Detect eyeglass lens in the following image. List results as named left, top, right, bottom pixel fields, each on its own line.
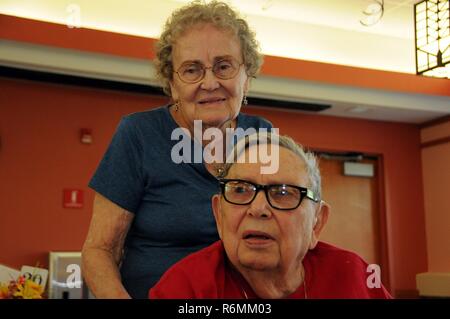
left=176, top=58, right=240, bottom=83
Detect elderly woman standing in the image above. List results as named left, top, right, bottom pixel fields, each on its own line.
left=81, top=1, right=272, bottom=299
left=149, top=134, right=392, bottom=299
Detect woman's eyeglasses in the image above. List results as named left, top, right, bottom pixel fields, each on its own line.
left=174, top=57, right=244, bottom=83
left=219, top=179, right=319, bottom=211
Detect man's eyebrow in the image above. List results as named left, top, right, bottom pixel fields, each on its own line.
left=228, top=176, right=256, bottom=183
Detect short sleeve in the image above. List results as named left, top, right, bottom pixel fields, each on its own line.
left=89, top=116, right=145, bottom=213
left=260, top=117, right=273, bottom=129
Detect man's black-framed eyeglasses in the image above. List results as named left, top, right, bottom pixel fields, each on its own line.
left=174, top=57, right=244, bottom=83
left=218, top=179, right=319, bottom=211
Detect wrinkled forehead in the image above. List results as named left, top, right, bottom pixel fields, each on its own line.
left=228, top=145, right=309, bottom=184
left=172, top=23, right=241, bottom=56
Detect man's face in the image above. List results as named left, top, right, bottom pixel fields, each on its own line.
left=213, top=146, right=323, bottom=274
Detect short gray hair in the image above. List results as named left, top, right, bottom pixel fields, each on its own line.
left=220, top=133, right=322, bottom=201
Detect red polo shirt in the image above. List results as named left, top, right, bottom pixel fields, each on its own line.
left=149, top=241, right=392, bottom=299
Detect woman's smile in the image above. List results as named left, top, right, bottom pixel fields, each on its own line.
left=197, top=97, right=227, bottom=107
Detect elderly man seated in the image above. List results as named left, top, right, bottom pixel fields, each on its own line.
left=149, top=134, right=391, bottom=299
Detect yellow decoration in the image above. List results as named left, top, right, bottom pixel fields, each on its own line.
left=0, top=275, right=45, bottom=299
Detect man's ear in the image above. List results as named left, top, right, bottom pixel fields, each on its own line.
left=309, top=201, right=330, bottom=250
left=212, top=194, right=223, bottom=240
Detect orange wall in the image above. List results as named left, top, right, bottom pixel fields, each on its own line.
left=1, top=14, right=450, bottom=97
left=0, top=78, right=168, bottom=268
left=420, top=121, right=450, bottom=272
left=0, top=77, right=427, bottom=296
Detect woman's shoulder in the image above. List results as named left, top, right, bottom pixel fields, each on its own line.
left=237, top=112, right=273, bottom=129
left=122, top=105, right=171, bottom=125
left=117, top=105, right=175, bottom=138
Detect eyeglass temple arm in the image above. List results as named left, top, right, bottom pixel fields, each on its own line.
left=306, top=189, right=320, bottom=202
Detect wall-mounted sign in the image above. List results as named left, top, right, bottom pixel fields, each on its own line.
left=343, top=162, right=374, bottom=178
left=63, top=189, right=83, bottom=208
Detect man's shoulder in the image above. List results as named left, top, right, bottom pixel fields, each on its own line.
left=175, top=240, right=225, bottom=270
left=304, top=242, right=391, bottom=298
left=149, top=241, right=225, bottom=298
left=156, top=240, right=224, bottom=281
left=307, top=241, right=369, bottom=270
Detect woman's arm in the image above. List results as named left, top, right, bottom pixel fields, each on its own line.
left=81, top=193, right=134, bottom=299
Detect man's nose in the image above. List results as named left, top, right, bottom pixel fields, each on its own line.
left=247, top=190, right=272, bottom=218
left=200, top=68, right=220, bottom=91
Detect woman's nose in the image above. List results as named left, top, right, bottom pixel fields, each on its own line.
left=200, top=68, right=220, bottom=91
left=247, top=190, right=272, bottom=218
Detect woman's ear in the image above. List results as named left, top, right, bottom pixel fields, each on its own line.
left=169, top=81, right=179, bottom=102
left=309, top=201, right=330, bottom=250
left=212, top=194, right=223, bottom=240
left=243, top=76, right=250, bottom=97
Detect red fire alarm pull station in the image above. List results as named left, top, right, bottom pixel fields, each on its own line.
left=80, top=129, right=93, bottom=144
left=63, top=189, right=83, bottom=208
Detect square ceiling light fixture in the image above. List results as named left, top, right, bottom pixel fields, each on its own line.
left=415, top=0, right=450, bottom=78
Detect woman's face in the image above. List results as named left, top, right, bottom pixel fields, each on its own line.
left=212, top=147, right=320, bottom=274
left=170, top=23, right=249, bottom=129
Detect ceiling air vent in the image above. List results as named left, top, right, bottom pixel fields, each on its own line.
left=247, top=96, right=330, bottom=112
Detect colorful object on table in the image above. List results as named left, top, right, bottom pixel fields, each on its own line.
left=0, top=275, right=45, bottom=299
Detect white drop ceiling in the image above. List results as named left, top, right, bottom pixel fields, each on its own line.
left=0, top=0, right=421, bottom=72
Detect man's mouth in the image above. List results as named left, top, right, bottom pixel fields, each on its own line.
left=242, top=230, right=275, bottom=242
